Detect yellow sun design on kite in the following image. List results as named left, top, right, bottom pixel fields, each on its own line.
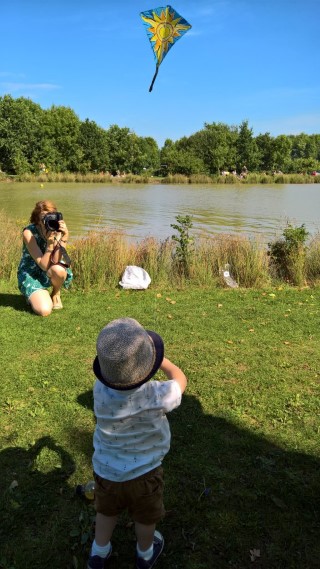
left=141, top=7, right=191, bottom=64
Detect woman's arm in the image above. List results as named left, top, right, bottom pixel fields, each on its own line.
left=160, top=357, right=187, bottom=393
left=50, top=220, right=70, bottom=265
left=23, top=229, right=55, bottom=271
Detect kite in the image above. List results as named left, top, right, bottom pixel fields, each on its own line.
left=140, top=5, right=192, bottom=92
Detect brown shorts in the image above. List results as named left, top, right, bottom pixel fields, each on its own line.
left=93, top=466, right=165, bottom=525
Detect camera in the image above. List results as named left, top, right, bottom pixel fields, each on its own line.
left=43, top=212, right=63, bottom=232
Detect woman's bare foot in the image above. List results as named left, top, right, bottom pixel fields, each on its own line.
left=51, top=294, right=63, bottom=309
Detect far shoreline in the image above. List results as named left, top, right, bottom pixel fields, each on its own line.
left=1, top=171, right=320, bottom=185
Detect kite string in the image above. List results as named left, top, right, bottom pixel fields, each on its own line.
left=149, top=65, right=159, bottom=92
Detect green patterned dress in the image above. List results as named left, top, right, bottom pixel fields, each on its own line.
left=17, top=224, right=73, bottom=299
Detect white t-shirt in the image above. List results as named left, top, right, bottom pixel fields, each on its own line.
left=92, top=379, right=182, bottom=482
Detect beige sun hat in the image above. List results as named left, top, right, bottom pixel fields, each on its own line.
left=93, top=317, right=164, bottom=390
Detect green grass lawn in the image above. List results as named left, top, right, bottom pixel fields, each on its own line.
left=0, top=284, right=319, bottom=569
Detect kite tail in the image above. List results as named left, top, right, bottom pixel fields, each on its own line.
left=149, top=65, right=159, bottom=92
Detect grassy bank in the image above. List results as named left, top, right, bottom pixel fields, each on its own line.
left=1, top=171, right=320, bottom=185
left=0, top=285, right=319, bottom=569
left=2, top=210, right=320, bottom=290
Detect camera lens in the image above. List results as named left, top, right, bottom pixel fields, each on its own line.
left=48, top=220, right=60, bottom=231
left=44, top=215, right=60, bottom=232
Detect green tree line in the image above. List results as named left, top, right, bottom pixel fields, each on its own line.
left=0, top=95, right=159, bottom=175
left=0, top=94, right=319, bottom=176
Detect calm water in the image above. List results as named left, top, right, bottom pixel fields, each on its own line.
left=1, top=182, right=319, bottom=244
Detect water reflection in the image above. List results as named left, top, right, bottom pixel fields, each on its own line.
left=0, top=182, right=319, bottom=243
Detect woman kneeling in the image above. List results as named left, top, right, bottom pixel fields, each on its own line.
left=17, top=200, right=73, bottom=316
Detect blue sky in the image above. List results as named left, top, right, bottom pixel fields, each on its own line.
left=1, top=0, right=319, bottom=147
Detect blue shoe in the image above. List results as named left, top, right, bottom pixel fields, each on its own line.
left=136, top=531, right=164, bottom=569
left=87, top=546, right=112, bottom=569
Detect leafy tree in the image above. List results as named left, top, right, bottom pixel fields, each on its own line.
left=304, top=135, right=319, bottom=159
left=135, top=136, right=160, bottom=174
left=162, top=138, right=174, bottom=149
left=290, top=133, right=320, bottom=164
left=290, top=133, right=310, bottom=160
left=292, top=157, right=320, bottom=173
left=104, top=127, right=159, bottom=175
left=44, top=105, right=83, bottom=171
left=273, top=135, right=292, bottom=172
left=310, top=134, right=320, bottom=160
left=187, top=122, right=237, bottom=174
left=105, top=125, right=133, bottom=174
left=236, top=120, right=260, bottom=172
left=0, top=95, right=45, bottom=174
left=256, top=132, right=276, bottom=172
left=1, top=95, right=320, bottom=176
left=78, top=119, right=109, bottom=173
left=160, top=143, right=206, bottom=176
left=268, top=224, right=309, bottom=285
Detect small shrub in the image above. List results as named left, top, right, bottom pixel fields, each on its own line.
left=260, top=174, right=272, bottom=184
left=210, top=175, right=222, bottom=183
left=17, top=172, right=33, bottom=182
left=273, top=174, right=286, bottom=184
left=189, top=174, right=213, bottom=184
left=163, top=174, right=189, bottom=184
left=246, top=173, right=260, bottom=184
left=268, top=223, right=309, bottom=286
left=288, top=173, right=309, bottom=184
left=171, top=215, right=194, bottom=278
left=121, top=174, right=151, bottom=184
left=224, top=174, right=240, bottom=184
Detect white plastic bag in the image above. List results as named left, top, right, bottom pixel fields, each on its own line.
left=220, top=263, right=239, bottom=288
left=119, top=266, right=151, bottom=290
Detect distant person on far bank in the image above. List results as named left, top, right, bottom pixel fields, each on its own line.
left=17, top=200, right=73, bottom=316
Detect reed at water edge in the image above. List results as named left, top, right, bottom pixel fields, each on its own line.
left=3, top=171, right=320, bottom=185
left=1, top=210, right=320, bottom=290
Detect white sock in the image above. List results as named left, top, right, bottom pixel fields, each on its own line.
left=91, top=540, right=111, bottom=558
left=137, top=542, right=154, bottom=561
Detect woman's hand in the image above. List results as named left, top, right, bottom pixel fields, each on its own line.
left=45, top=229, right=56, bottom=246
left=58, top=220, right=69, bottom=240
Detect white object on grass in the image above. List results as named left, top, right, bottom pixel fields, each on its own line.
left=119, top=266, right=151, bottom=290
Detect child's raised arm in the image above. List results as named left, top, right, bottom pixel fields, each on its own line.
left=160, top=357, right=187, bottom=393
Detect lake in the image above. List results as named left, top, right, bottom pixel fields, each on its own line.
left=1, top=182, right=319, bottom=244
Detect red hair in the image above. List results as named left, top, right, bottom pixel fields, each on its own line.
left=30, top=200, right=57, bottom=224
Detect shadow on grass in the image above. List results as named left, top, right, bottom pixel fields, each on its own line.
left=163, top=394, right=320, bottom=569
left=0, top=293, right=29, bottom=312
left=2, top=394, right=319, bottom=569
left=77, top=389, right=94, bottom=411
left=0, top=436, right=76, bottom=569
left=73, top=390, right=320, bottom=569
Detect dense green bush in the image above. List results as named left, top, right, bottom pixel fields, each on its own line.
left=268, top=224, right=309, bottom=286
